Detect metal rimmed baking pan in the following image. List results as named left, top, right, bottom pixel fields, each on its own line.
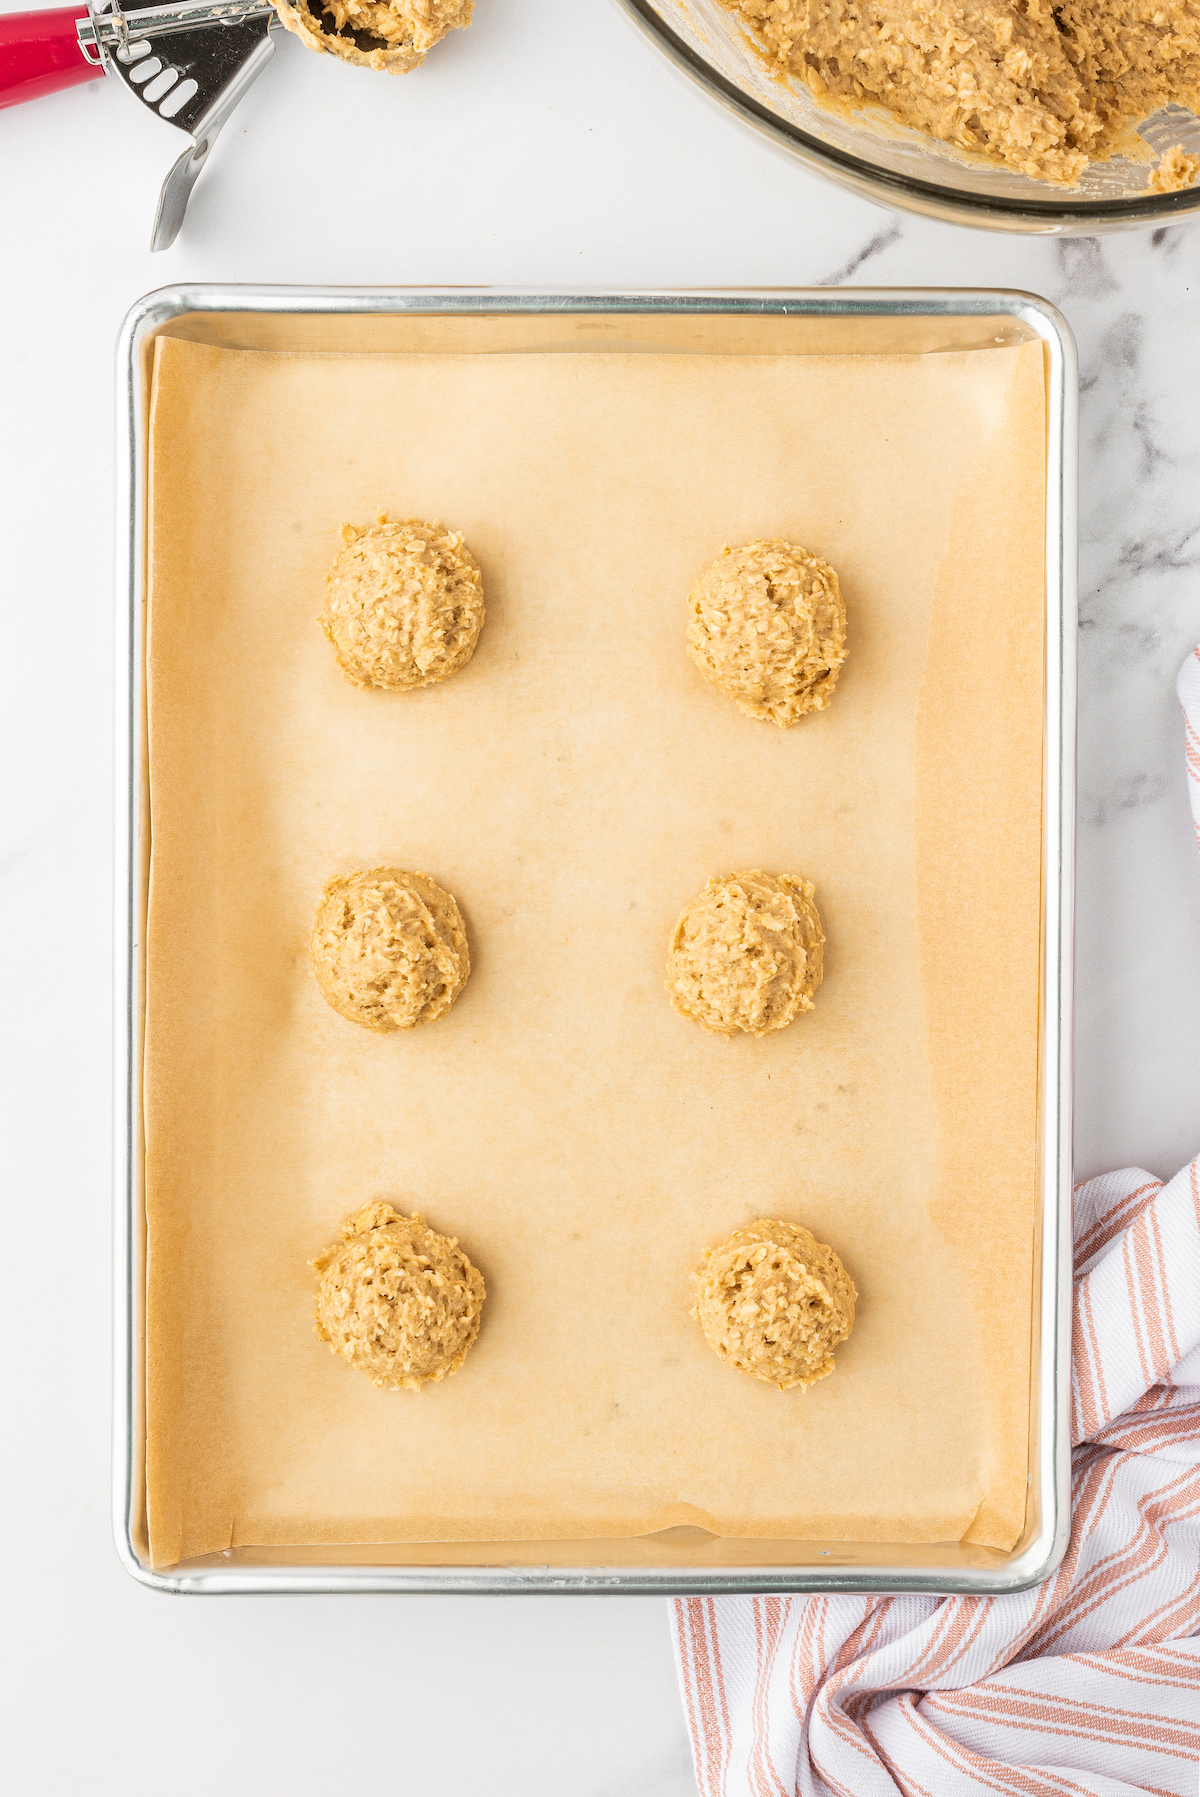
left=115, top=285, right=1076, bottom=1595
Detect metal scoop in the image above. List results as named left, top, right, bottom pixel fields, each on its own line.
left=1, top=0, right=279, bottom=248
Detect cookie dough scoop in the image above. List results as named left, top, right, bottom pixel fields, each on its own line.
left=311, top=867, right=470, bottom=1032
left=667, top=870, right=824, bottom=1037
left=320, top=515, right=484, bottom=690
left=274, top=0, right=472, bottom=73
left=313, top=1201, right=485, bottom=1390
left=694, top=1218, right=855, bottom=1390
left=687, top=539, right=846, bottom=726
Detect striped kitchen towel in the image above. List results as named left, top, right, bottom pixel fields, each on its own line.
left=672, top=651, right=1200, bottom=1797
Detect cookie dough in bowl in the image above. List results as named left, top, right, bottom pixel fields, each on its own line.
left=717, top=0, right=1200, bottom=189
left=687, top=540, right=846, bottom=726
left=313, top=1202, right=486, bottom=1390
left=1149, top=145, right=1200, bottom=193
left=667, top=871, right=824, bottom=1038
left=311, top=868, right=470, bottom=1032
left=274, top=0, right=471, bottom=73
left=319, top=516, right=484, bottom=689
left=694, top=1218, right=856, bottom=1391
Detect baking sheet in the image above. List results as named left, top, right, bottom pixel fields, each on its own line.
left=143, top=332, right=1046, bottom=1570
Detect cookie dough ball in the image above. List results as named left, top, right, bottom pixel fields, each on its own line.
left=695, top=1219, right=855, bottom=1391
left=320, top=516, right=484, bottom=690
left=311, top=868, right=470, bottom=1033
left=274, top=0, right=471, bottom=73
left=687, top=540, right=846, bottom=726
left=313, top=1202, right=485, bottom=1390
left=667, top=871, right=824, bottom=1038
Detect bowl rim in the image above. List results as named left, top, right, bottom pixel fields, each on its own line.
left=616, top=0, right=1200, bottom=232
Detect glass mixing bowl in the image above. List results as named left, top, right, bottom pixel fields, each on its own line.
left=617, top=0, right=1200, bottom=233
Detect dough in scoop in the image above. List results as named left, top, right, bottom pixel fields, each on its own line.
left=313, top=1201, right=485, bottom=1390
left=320, top=516, right=484, bottom=690
left=687, top=539, right=846, bottom=726
left=667, top=871, right=824, bottom=1037
left=273, top=0, right=471, bottom=73
left=311, top=867, right=470, bottom=1032
left=695, top=1218, right=855, bottom=1391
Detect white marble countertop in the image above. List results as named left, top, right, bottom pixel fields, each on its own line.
left=3, top=3, right=1199, bottom=1790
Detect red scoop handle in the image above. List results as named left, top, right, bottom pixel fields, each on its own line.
left=0, top=7, right=103, bottom=108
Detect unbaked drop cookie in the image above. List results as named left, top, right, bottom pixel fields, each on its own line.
left=313, top=1202, right=485, bottom=1391
left=311, top=867, right=470, bottom=1032
left=319, top=515, right=484, bottom=690
left=667, top=871, right=824, bottom=1038
left=687, top=539, right=846, bottom=726
left=694, top=1218, right=855, bottom=1391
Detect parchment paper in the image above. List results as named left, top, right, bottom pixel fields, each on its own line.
left=143, top=332, right=1046, bottom=1569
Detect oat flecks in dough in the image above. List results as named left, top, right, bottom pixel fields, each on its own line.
left=667, top=871, right=824, bottom=1038
left=311, top=867, right=470, bottom=1033
left=719, top=0, right=1200, bottom=188
left=273, top=0, right=470, bottom=72
left=687, top=540, right=846, bottom=727
left=320, top=515, right=484, bottom=690
left=313, top=1202, right=486, bottom=1390
left=1149, top=144, right=1200, bottom=192
left=695, top=1218, right=856, bottom=1391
